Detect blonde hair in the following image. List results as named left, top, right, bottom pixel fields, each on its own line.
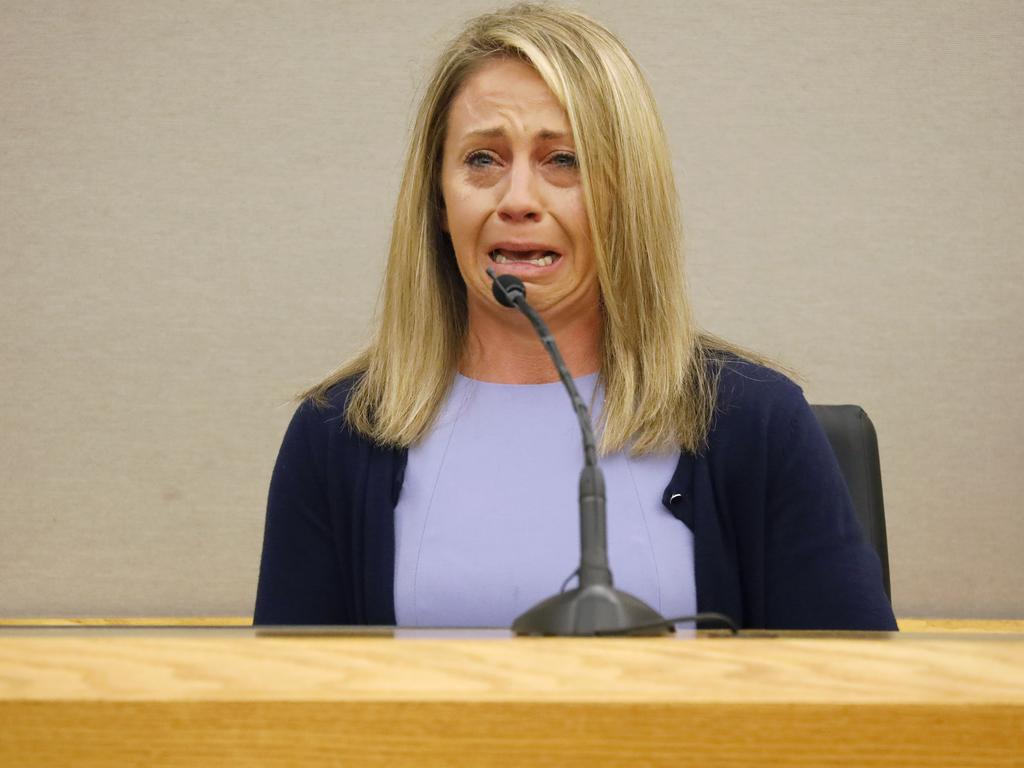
left=305, top=2, right=779, bottom=455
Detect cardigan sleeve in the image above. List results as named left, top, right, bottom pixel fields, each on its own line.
left=253, top=402, right=348, bottom=625
left=762, top=391, right=898, bottom=630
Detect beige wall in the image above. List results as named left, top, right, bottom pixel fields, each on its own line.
left=1, top=0, right=1021, bottom=618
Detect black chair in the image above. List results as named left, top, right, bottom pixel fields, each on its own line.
left=810, top=405, right=892, bottom=600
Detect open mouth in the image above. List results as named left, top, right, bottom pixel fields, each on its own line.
left=488, top=248, right=562, bottom=268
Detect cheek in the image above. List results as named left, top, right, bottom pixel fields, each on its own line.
left=559, top=190, right=591, bottom=246
left=444, top=184, right=491, bottom=239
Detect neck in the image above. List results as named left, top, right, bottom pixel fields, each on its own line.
left=459, top=302, right=602, bottom=384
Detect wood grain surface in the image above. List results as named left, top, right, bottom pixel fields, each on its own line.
left=3, top=616, right=1023, bottom=632
left=2, top=634, right=1023, bottom=703
left=1, top=630, right=1022, bottom=766
left=2, top=700, right=1020, bottom=767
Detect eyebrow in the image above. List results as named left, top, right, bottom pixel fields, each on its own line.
left=463, top=126, right=569, bottom=141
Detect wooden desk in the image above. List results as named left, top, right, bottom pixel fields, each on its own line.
left=5, top=616, right=1024, bottom=632
left=1, top=626, right=1021, bottom=767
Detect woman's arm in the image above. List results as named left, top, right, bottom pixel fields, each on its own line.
left=253, top=402, right=348, bottom=625
left=763, top=393, right=898, bottom=630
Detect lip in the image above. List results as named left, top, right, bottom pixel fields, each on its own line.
left=488, top=241, right=562, bottom=254
left=485, top=244, right=564, bottom=275
left=485, top=241, right=565, bottom=275
left=486, top=255, right=564, bottom=276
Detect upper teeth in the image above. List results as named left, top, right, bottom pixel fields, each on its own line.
left=491, top=250, right=558, bottom=267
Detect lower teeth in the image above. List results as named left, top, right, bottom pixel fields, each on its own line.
left=491, top=252, right=557, bottom=266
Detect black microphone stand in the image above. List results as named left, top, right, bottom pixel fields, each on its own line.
left=487, top=268, right=671, bottom=636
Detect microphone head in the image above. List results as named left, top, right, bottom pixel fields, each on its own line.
left=487, top=270, right=526, bottom=308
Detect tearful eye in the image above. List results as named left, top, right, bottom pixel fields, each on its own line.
left=466, top=151, right=497, bottom=168
left=550, top=152, right=578, bottom=169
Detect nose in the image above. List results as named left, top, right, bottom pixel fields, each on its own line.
left=497, top=159, right=542, bottom=223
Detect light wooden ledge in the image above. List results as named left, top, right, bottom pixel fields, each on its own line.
left=2, top=617, right=1023, bottom=632
left=898, top=618, right=1024, bottom=633
left=0, top=616, right=252, bottom=626
left=1, top=629, right=1022, bottom=767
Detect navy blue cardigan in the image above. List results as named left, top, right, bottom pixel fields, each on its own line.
left=254, top=361, right=897, bottom=630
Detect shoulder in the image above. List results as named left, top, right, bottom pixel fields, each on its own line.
left=702, top=355, right=834, bottom=499
left=284, top=376, right=364, bottom=452
left=304, top=376, right=360, bottom=418
left=709, top=357, right=806, bottom=441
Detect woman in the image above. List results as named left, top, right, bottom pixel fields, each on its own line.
left=254, top=3, right=896, bottom=631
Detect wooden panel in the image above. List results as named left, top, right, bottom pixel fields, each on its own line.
left=2, top=700, right=1021, bottom=767
left=1, top=631, right=1022, bottom=765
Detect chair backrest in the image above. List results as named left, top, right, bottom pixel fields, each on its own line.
left=810, top=404, right=892, bottom=600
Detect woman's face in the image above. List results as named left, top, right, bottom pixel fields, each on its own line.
left=440, top=57, right=599, bottom=321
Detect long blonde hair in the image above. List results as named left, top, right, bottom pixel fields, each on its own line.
left=305, top=2, right=777, bottom=455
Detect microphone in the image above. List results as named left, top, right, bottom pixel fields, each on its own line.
left=490, top=273, right=524, bottom=308
left=486, top=267, right=671, bottom=636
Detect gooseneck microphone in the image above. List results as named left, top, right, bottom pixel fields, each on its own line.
left=487, top=268, right=671, bottom=636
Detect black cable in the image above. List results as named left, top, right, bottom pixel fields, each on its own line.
left=559, top=568, right=580, bottom=593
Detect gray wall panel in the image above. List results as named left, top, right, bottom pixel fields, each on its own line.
left=1, top=0, right=1021, bottom=618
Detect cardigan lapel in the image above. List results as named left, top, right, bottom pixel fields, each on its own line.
left=664, top=451, right=745, bottom=627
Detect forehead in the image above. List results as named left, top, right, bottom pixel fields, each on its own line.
left=447, top=57, right=569, bottom=135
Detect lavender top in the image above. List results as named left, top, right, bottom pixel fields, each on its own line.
left=394, top=373, right=695, bottom=627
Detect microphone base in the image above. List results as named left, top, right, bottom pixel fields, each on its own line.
left=511, top=584, right=671, bottom=636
